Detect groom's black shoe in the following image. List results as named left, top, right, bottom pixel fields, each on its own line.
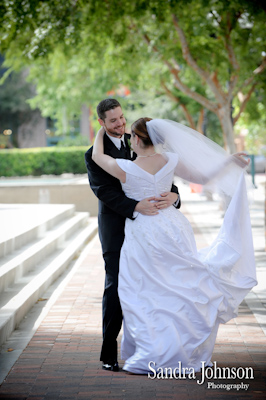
left=102, top=361, right=120, bottom=372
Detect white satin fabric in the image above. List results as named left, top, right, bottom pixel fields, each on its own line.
left=116, top=153, right=257, bottom=374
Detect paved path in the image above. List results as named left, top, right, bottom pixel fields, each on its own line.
left=0, top=176, right=265, bottom=399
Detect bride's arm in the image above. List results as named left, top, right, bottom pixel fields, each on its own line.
left=92, top=128, right=126, bottom=182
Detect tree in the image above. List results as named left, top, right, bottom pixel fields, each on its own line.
left=235, top=82, right=266, bottom=153
left=0, top=0, right=265, bottom=152
left=0, top=58, right=34, bottom=146
left=26, top=47, right=122, bottom=134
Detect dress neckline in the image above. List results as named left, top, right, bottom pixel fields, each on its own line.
left=132, top=156, right=170, bottom=177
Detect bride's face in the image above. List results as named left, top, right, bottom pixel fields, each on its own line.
left=130, top=131, right=138, bottom=152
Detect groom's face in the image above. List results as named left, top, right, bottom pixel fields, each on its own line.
left=99, top=107, right=126, bottom=138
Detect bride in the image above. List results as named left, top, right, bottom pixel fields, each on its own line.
left=92, top=117, right=257, bottom=374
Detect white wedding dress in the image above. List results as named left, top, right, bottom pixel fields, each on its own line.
left=116, top=153, right=257, bottom=374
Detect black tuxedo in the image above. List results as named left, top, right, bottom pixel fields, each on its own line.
left=86, top=133, right=137, bottom=253
left=85, top=132, right=180, bottom=363
left=85, top=133, right=137, bottom=363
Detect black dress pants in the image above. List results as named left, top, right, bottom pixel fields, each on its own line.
left=100, top=251, right=123, bottom=363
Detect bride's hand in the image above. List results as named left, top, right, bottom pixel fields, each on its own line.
left=232, top=152, right=250, bottom=168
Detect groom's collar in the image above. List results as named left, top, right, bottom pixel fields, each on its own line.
left=105, top=131, right=125, bottom=150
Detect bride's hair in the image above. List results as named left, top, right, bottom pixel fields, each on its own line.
left=131, top=117, right=153, bottom=147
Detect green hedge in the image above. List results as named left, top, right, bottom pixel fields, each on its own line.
left=0, top=146, right=90, bottom=177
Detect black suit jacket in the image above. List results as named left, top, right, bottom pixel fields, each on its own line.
left=85, top=133, right=138, bottom=253
left=85, top=132, right=180, bottom=254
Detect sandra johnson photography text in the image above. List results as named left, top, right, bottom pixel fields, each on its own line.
left=148, top=361, right=254, bottom=386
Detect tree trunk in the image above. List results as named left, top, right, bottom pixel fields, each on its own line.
left=217, top=106, right=236, bottom=153
left=196, top=108, right=204, bottom=134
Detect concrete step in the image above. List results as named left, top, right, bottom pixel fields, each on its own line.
left=0, top=212, right=89, bottom=293
left=0, top=204, right=76, bottom=258
left=0, top=217, right=98, bottom=346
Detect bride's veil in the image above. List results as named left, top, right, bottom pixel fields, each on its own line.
left=146, top=119, right=253, bottom=202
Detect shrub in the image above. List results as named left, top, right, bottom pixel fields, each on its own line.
left=0, top=146, right=90, bottom=177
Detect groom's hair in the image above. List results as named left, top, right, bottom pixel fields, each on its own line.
left=97, top=98, right=121, bottom=121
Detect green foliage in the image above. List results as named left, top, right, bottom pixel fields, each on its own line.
left=204, top=110, right=224, bottom=146
left=56, top=135, right=89, bottom=147
left=25, top=44, right=122, bottom=133
left=0, top=0, right=265, bottom=150
left=0, top=146, right=89, bottom=177
left=124, top=90, right=184, bottom=124
left=244, top=122, right=266, bottom=154
left=235, top=82, right=266, bottom=153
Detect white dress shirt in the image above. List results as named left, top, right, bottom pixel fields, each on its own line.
left=106, top=132, right=125, bottom=150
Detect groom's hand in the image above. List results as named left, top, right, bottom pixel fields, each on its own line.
left=155, top=192, right=179, bottom=209
left=135, top=197, right=159, bottom=215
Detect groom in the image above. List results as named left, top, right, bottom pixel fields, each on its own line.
left=85, top=98, right=180, bottom=371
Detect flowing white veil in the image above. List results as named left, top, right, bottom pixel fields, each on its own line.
left=146, top=119, right=252, bottom=201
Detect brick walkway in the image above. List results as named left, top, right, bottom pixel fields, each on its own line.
left=1, top=180, right=266, bottom=400
left=0, top=232, right=265, bottom=400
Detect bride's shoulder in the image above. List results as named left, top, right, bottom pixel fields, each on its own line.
left=116, top=158, right=133, bottom=172
left=164, top=152, right=179, bottom=164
